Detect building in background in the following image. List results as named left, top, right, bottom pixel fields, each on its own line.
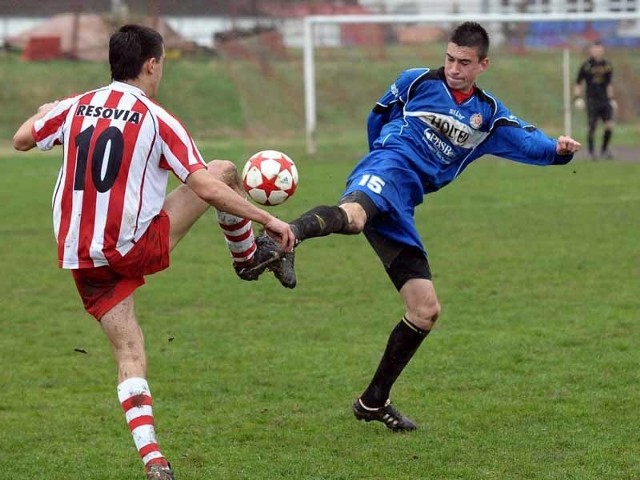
left=1, top=0, right=638, bottom=53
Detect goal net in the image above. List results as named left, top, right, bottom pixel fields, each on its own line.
left=302, top=11, right=640, bottom=154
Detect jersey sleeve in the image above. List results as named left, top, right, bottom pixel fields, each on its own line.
left=604, top=61, right=613, bottom=84
left=32, top=96, right=79, bottom=151
left=575, top=62, right=587, bottom=84
left=156, top=111, right=207, bottom=182
left=479, top=103, right=572, bottom=166
left=367, top=68, right=429, bottom=150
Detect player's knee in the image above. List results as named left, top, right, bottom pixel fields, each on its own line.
left=206, top=159, right=239, bottom=186
left=340, top=204, right=367, bottom=234
left=346, top=214, right=366, bottom=234
left=408, top=299, right=440, bottom=330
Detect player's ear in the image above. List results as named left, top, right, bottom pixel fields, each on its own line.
left=144, top=56, right=158, bottom=75
left=148, top=57, right=157, bottom=73
left=478, top=56, right=489, bottom=73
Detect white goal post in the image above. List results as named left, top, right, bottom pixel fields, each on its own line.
left=303, top=11, right=640, bottom=154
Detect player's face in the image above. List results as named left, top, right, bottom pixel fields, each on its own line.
left=589, top=44, right=604, bottom=60
left=444, top=43, right=489, bottom=93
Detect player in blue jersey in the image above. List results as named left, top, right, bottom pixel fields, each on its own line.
left=286, top=22, right=581, bottom=432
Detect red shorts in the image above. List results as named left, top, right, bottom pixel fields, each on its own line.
left=72, top=211, right=171, bottom=321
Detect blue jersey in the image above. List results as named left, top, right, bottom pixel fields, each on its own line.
left=343, top=66, right=573, bottom=253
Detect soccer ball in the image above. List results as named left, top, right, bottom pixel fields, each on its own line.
left=241, top=150, right=299, bottom=206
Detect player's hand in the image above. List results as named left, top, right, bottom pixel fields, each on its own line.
left=37, top=100, right=59, bottom=114
left=556, top=135, right=581, bottom=155
left=609, top=99, right=618, bottom=111
left=263, top=217, right=295, bottom=252
left=573, top=97, right=585, bottom=110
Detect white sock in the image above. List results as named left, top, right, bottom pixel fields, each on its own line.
left=216, top=210, right=256, bottom=267
left=117, top=377, right=168, bottom=469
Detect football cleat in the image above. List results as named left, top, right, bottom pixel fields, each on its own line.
left=234, top=235, right=283, bottom=281
left=352, top=398, right=417, bottom=432
left=146, top=463, right=175, bottom=480
left=259, top=232, right=297, bottom=289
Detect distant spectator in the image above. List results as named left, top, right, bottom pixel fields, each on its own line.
left=574, top=41, right=616, bottom=160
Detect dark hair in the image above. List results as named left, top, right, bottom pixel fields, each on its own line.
left=449, top=22, right=490, bottom=60
left=109, top=24, right=164, bottom=81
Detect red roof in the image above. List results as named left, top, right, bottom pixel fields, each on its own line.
left=259, top=2, right=372, bottom=18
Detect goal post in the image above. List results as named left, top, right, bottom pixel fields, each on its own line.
left=303, top=11, right=640, bottom=155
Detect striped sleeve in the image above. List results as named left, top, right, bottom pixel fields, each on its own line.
left=32, top=95, right=80, bottom=151
left=155, top=107, right=206, bottom=182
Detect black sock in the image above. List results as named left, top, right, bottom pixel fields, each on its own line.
left=587, top=133, right=595, bottom=155
left=360, top=316, right=429, bottom=408
left=290, top=205, right=348, bottom=242
left=602, top=129, right=612, bottom=153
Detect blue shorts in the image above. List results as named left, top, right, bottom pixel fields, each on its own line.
left=342, top=149, right=426, bottom=255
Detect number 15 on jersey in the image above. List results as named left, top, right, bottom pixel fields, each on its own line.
left=358, top=174, right=386, bottom=194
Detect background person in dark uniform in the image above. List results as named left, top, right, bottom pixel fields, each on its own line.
left=573, top=41, right=617, bottom=160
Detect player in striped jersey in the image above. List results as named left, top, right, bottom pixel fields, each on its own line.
left=288, top=22, right=581, bottom=432
left=13, top=24, right=295, bottom=480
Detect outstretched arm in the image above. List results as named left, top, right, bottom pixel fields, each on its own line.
left=186, top=169, right=295, bottom=251
left=556, top=135, right=581, bottom=156
left=481, top=122, right=581, bottom=166
left=13, top=101, right=59, bottom=151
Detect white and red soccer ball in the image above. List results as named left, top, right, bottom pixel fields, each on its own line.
left=241, top=150, right=299, bottom=206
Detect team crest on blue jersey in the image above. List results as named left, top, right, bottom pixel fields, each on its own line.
left=470, top=113, right=483, bottom=129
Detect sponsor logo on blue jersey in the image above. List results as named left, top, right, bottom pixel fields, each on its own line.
left=423, top=129, right=455, bottom=160
left=470, top=113, right=483, bottom=129
left=418, top=112, right=472, bottom=145
left=449, top=109, right=465, bottom=121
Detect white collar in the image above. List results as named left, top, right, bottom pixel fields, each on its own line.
left=110, top=81, right=147, bottom=96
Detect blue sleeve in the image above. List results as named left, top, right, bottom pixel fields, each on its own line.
left=367, top=68, right=428, bottom=150
left=479, top=103, right=573, bottom=166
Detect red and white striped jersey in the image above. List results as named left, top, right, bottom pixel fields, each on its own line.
left=32, top=81, right=206, bottom=269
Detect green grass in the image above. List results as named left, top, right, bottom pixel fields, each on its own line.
left=1, top=148, right=639, bottom=479
left=1, top=49, right=639, bottom=479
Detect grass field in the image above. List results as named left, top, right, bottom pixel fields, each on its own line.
left=1, top=49, right=639, bottom=479
left=1, top=149, right=639, bottom=479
